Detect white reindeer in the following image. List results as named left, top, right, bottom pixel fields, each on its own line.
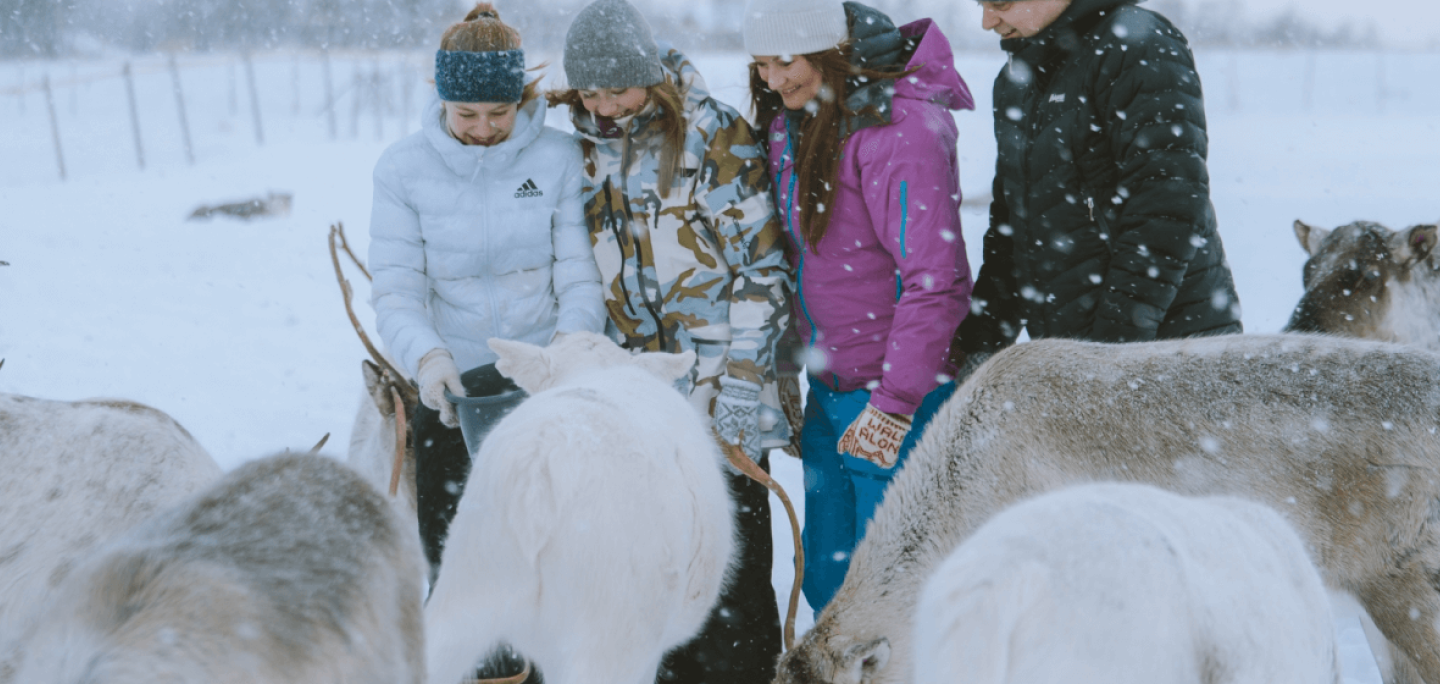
left=329, top=222, right=424, bottom=552
left=0, top=393, right=222, bottom=681
left=774, top=334, right=1440, bottom=684
left=424, top=331, right=736, bottom=684
left=913, top=483, right=1340, bottom=684
left=347, top=359, right=421, bottom=553
left=326, top=222, right=425, bottom=577
left=9, top=453, right=425, bottom=684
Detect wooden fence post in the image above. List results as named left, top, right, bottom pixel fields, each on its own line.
left=292, top=52, right=301, bottom=116
left=351, top=67, right=363, bottom=139
left=228, top=60, right=238, bottom=115
left=1301, top=52, right=1315, bottom=111
left=243, top=51, right=265, bottom=146
left=401, top=61, right=414, bottom=135
left=42, top=74, right=65, bottom=181
left=1226, top=51, right=1240, bottom=113
left=372, top=61, right=384, bottom=141
left=322, top=49, right=337, bottom=140
left=168, top=53, right=195, bottom=165
left=122, top=61, right=146, bottom=170
left=1376, top=52, right=1387, bottom=115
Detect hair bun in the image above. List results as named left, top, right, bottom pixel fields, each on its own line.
left=464, top=2, right=501, bottom=22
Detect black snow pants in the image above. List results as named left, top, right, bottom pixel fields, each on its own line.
left=657, top=455, right=783, bottom=684
left=415, top=363, right=539, bottom=683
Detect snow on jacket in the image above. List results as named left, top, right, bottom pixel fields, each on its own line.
left=957, top=0, right=1241, bottom=354
left=369, top=95, right=605, bottom=378
left=570, top=46, right=792, bottom=421
left=767, top=6, right=975, bottom=416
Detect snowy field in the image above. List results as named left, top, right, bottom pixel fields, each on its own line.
left=4, top=47, right=1440, bottom=680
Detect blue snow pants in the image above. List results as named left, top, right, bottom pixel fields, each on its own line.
left=800, top=379, right=957, bottom=613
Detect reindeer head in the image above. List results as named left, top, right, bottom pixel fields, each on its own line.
left=774, top=633, right=892, bottom=684
left=1287, top=219, right=1440, bottom=349
left=489, top=332, right=695, bottom=394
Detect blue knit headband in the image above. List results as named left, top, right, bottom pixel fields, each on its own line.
left=435, top=49, right=526, bottom=103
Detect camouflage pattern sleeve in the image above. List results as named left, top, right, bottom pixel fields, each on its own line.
left=696, top=109, right=793, bottom=386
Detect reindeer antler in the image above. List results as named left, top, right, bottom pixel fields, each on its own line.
left=388, top=385, right=408, bottom=497
left=328, top=223, right=417, bottom=407
left=333, top=222, right=371, bottom=281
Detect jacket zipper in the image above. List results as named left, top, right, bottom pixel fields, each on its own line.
left=617, top=123, right=668, bottom=350
left=777, top=118, right=819, bottom=352
left=479, top=161, right=504, bottom=333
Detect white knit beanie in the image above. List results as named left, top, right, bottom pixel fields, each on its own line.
left=742, top=0, right=848, bottom=56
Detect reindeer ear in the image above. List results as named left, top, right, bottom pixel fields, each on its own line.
left=837, top=638, right=891, bottom=684
left=1294, top=220, right=1331, bottom=256
left=490, top=338, right=552, bottom=393
left=633, top=349, right=697, bottom=383
left=361, top=360, right=395, bottom=415
left=1392, top=224, right=1440, bottom=268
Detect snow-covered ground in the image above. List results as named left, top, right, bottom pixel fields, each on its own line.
left=4, top=47, right=1439, bottom=680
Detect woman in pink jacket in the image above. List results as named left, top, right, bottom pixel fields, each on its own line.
left=744, top=0, right=974, bottom=612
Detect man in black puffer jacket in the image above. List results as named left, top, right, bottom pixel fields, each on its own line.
left=957, top=0, right=1241, bottom=359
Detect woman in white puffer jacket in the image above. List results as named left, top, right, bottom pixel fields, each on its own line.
left=368, top=3, right=603, bottom=591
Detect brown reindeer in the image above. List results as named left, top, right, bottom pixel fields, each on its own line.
left=10, top=454, right=425, bottom=684
left=0, top=393, right=222, bottom=682
left=1288, top=219, right=1440, bottom=348
left=774, top=334, right=1440, bottom=684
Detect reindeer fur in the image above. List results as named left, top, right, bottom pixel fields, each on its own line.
left=913, top=483, right=1340, bottom=684
left=1289, top=219, right=1440, bottom=349
left=424, top=332, right=736, bottom=684
left=346, top=360, right=421, bottom=568
left=0, top=393, right=222, bottom=682
left=9, top=454, right=425, bottom=684
left=776, top=334, right=1440, bottom=684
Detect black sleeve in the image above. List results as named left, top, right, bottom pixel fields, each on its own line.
left=1089, top=12, right=1212, bottom=342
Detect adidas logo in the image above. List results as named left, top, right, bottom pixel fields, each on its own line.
left=514, top=179, right=543, bottom=199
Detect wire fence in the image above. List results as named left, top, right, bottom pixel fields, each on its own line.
left=3, top=48, right=1439, bottom=185
left=2, top=49, right=442, bottom=184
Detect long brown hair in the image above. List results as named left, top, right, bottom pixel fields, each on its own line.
left=441, top=3, right=543, bottom=107
left=546, top=75, right=688, bottom=199
left=750, top=45, right=911, bottom=250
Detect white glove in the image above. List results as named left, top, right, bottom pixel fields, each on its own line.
left=713, top=375, right=763, bottom=463
left=838, top=404, right=913, bottom=469
left=417, top=348, right=464, bottom=428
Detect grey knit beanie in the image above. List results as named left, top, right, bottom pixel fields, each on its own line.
left=742, top=0, right=848, bottom=56
left=563, top=0, right=664, bottom=90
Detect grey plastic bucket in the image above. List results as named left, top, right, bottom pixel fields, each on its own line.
left=446, top=387, right=527, bottom=456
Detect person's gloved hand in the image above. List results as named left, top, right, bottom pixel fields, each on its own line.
left=417, top=348, right=465, bottom=428
left=777, top=374, right=804, bottom=458
left=838, top=404, right=913, bottom=468
left=713, top=375, right=763, bottom=463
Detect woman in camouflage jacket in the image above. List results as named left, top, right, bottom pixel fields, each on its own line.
left=549, top=0, right=794, bottom=681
